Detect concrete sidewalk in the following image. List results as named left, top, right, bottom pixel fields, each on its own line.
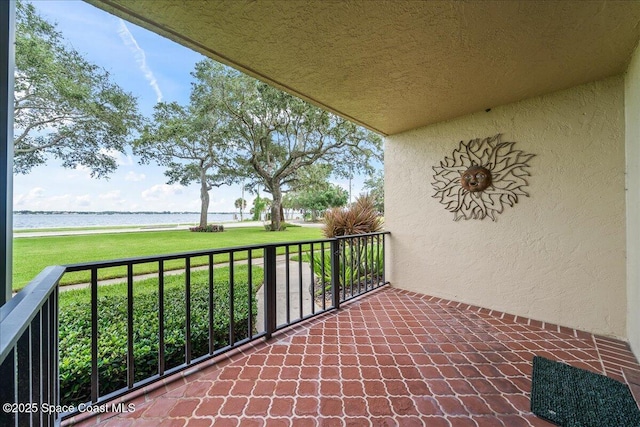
left=255, top=258, right=321, bottom=332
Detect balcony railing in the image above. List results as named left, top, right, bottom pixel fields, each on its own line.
left=0, top=266, right=63, bottom=427
left=0, top=231, right=389, bottom=425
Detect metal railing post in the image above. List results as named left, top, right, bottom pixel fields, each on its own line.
left=0, top=0, right=15, bottom=307
left=331, top=239, right=340, bottom=310
left=264, top=245, right=277, bottom=339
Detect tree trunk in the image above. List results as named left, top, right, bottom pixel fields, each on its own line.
left=270, top=185, right=283, bottom=231
left=199, top=175, right=209, bottom=228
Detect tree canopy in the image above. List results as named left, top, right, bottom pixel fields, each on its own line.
left=285, top=164, right=349, bottom=221
left=134, top=101, right=232, bottom=227
left=363, top=170, right=384, bottom=214
left=191, top=60, right=382, bottom=231
left=14, top=0, right=141, bottom=177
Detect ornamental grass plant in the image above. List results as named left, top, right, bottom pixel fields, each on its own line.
left=311, top=195, right=384, bottom=300
left=322, top=194, right=383, bottom=238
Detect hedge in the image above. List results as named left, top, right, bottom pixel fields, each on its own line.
left=58, top=265, right=262, bottom=406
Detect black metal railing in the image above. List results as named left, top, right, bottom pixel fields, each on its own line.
left=0, top=231, right=389, bottom=424
left=0, top=266, right=64, bottom=427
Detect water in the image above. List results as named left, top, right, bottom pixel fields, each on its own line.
left=12, top=212, right=238, bottom=230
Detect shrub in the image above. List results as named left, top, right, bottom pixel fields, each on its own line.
left=189, top=224, right=224, bottom=232
left=308, top=241, right=384, bottom=296
left=322, top=195, right=383, bottom=238
left=264, top=223, right=287, bottom=231
left=58, top=266, right=261, bottom=406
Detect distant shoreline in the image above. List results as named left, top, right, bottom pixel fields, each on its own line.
left=13, top=212, right=240, bottom=230
left=13, top=210, right=236, bottom=215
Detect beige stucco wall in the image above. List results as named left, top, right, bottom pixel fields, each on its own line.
left=626, top=42, right=640, bottom=355
left=386, top=76, right=626, bottom=338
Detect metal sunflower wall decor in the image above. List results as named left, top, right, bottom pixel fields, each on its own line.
left=431, top=134, right=535, bottom=221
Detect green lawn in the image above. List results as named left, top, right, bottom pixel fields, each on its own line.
left=13, top=226, right=323, bottom=291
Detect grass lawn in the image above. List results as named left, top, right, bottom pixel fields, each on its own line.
left=13, top=226, right=323, bottom=291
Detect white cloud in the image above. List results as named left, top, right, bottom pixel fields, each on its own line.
left=125, top=171, right=146, bottom=182
left=14, top=187, right=45, bottom=207
left=99, top=148, right=134, bottom=166
left=76, top=195, right=92, bottom=207
left=117, top=19, right=163, bottom=102
left=99, top=190, right=121, bottom=200
left=98, top=191, right=127, bottom=208
left=13, top=190, right=94, bottom=211
left=141, top=184, right=183, bottom=201
left=66, top=164, right=92, bottom=180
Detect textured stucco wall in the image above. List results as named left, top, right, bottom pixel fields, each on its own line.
left=626, top=42, right=640, bottom=355
left=386, top=76, right=626, bottom=338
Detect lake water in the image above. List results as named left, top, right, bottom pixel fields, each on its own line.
left=12, top=212, right=238, bottom=230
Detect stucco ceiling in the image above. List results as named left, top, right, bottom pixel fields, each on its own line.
left=86, top=0, right=640, bottom=136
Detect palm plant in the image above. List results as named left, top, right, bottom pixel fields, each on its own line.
left=234, top=198, right=246, bottom=221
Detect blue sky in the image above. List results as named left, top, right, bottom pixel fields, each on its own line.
left=13, top=0, right=373, bottom=213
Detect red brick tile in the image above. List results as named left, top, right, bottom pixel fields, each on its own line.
left=294, top=397, right=319, bottom=416
left=483, top=395, right=517, bottom=414
left=342, top=380, right=364, bottom=396
left=360, top=366, right=383, bottom=379
left=168, top=399, right=200, bottom=417
left=143, top=398, right=179, bottom=418
left=458, top=396, right=493, bottom=415
left=244, top=397, right=270, bottom=416
left=252, top=380, right=277, bottom=396
left=390, top=396, right=418, bottom=415
left=470, top=417, right=504, bottom=427
left=319, top=397, right=343, bottom=416
left=273, top=380, right=297, bottom=396
left=300, top=366, right=320, bottom=379
left=157, top=420, right=187, bottom=427
left=438, top=396, right=468, bottom=416
left=292, top=418, right=317, bottom=427
left=448, top=417, right=478, bottom=427
left=80, top=287, right=636, bottom=427
left=444, top=379, right=474, bottom=395
left=320, top=380, right=341, bottom=396
left=207, top=381, right=234, bottom=397
left=419, top=366, right=445, bottom=379
left=218, top=367, right=242, bottom=380
left=493, top=415, right=532, bottom=427
left=367, top=397, right=393, bottom=416
left=280, top=366, right=300, bottom=379
left=219, top=397, right=248, bottom=416
left=341, top=366, right=361, bottom=379
left=297, top=380, right=319, bottom=395
left=194, top=397, right=224, bottom=417
left=363, top=380, right=388, bottom=396
left=385, top=379, right=410, bottom=396
left=419, top=417, right=451, bottom=427
left=428, top=379, right=455, bottom=396
left=343, top=396, right=368, bottom=417
left=319, top=417, right=343, bottom=427
left=230, top=381, right=254, bottom=396
left=269, top=397, right=294, bottom=416
left=487, top=378, right=520, bottom=394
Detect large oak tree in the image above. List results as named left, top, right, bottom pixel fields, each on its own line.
left=135, top=102, right=232, bottom=228
left=192, top=60, right=382, bottom=231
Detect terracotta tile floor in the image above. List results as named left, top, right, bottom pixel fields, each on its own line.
left=68, top=286, right=640, bottom=427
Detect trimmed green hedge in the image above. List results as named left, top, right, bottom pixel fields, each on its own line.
left=59, top=266, right=262, bottom=406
